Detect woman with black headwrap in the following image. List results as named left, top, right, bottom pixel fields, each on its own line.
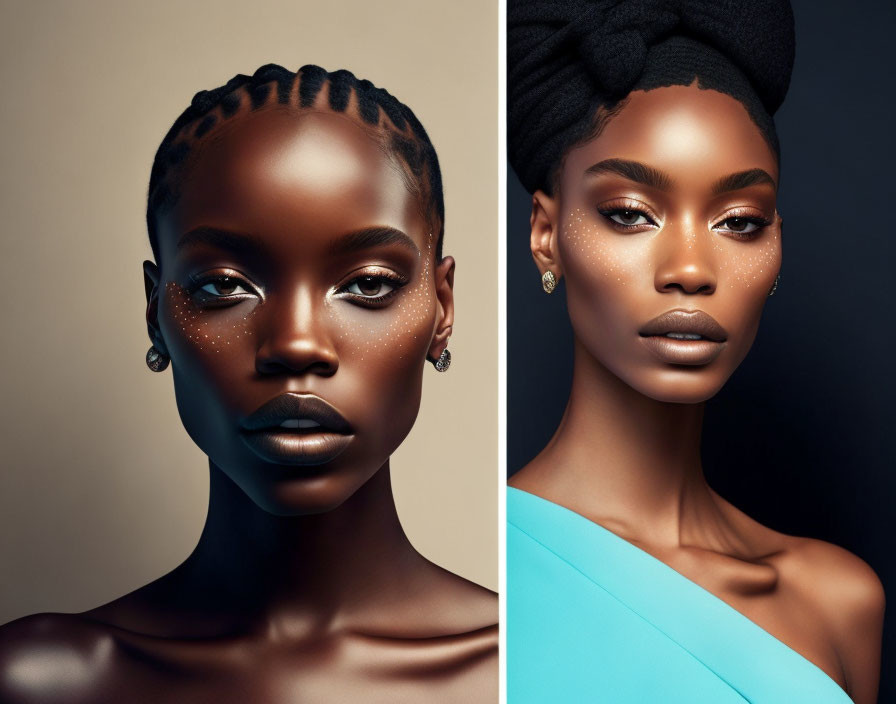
left=506, top=1, right=883, bottom=701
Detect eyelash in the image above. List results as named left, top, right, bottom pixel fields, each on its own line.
left=187, top=269, right=409, bottom=310
left=188, top=272, right=259, bottom=305
left=597, top=201, right=658, bottom=232
left=712, top=212, right=773, bottom=240
left=336, top=270, right=408, bottom=308
left=597, top=203, right=772, bottom=240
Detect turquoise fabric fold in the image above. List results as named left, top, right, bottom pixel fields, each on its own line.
left=507, top=487, right=853, bottom=703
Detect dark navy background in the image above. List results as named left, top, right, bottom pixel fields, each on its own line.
left=506, top=0, right=896, bottom=697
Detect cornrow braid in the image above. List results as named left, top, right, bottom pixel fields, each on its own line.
left=146, top=63, right=445, bottom=260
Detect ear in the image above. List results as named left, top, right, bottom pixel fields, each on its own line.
left=530, top=189, right=562, bottom=281
left=427, top=255, right=455, bottom=361
left=143, top=260, right=169, bottom=355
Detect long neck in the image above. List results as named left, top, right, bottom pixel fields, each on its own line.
left=522, top=337, right=714, bottom=543
left=181, top=460, right=420, bottom=627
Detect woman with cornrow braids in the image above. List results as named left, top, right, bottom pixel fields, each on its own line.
left=0, top=64, right=497, bottom=703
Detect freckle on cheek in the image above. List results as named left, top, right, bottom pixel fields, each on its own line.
left=164, top=282, right=258, bottom=354
left=562, top=208, right=779, bottom=293
left=709, top=228, right=780, bottom=289
left=336, top=232, right=437, bottom=363
left=562, top=208, right=638, bottom=285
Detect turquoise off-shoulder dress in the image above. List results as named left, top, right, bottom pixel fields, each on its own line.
left=507, top=487, right=853, bottom=703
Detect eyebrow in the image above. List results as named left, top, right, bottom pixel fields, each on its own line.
left=585, top=159, right=777, bottom=196
left=710, top=168, right=777, bottom=194
left=329, top=226, right=419, bottom=256
left=176, top=226, right=266, bottom=254
left=584, top=159, right=673, bottom=191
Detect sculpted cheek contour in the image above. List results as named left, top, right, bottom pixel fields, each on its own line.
left=333, top=232, right=437, bottom=365
left=164, top=282, right=258, bottom=356
left=548, top=86, right=784, bottom=404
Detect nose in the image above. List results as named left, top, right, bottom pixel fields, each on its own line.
left=254, top=288, right=339, bottom=377
left=653, top=220, right=717, bottom=295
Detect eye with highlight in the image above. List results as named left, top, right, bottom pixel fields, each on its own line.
left=337, top=271, right=408, bottom=308
left=712, top=214, right=772, bottom=240
left=597, top=202, right=659, bottom=232
left=188, top=272, right=260, bottom=305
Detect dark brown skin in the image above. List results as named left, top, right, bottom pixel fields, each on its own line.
left=511, top=83, right=884, bottom=703
left=0, top=108, right=497, bottom=702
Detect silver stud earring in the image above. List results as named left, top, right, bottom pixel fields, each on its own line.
left=146, top=345, right=170, bottom=372
left=542, top=270, right=557, bottom=294
left=768, top=273, right=780, bottom=297
left=433, top=348, right=451, bottom=372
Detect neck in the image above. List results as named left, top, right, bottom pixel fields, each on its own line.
left=179, top=460, right=421, bottom=628
left=520, top=338, right=715, bottom=543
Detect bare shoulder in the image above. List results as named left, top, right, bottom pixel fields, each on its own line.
left=363, top=555, right=497, bottom=663
left=436, top=567, right=499, bottom=622
left=0, top=612, right=116, bottom=703
left=781, top=535, right=885, bottom=637
left=778, top=535, right=884, bottom=702
left=409, top=560, right=498, bottom=637
left=716, top=495, right=885, bottom=624
left=715, top=496, right=884, bottom=701
left=400, top=566, right=497, bottom=702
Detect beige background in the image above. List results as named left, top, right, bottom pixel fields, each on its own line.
left=0, top=0, right=497, bottom=624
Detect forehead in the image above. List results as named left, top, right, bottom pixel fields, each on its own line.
left=157, top=108, right=426, bottom=254
left=563, top=85, right=778, bottom=187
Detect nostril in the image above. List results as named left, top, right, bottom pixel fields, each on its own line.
left=256, top=355, right=339, bottom=377
left=254, top=337, right=339, bottom=377
left=659, top=275, right=717, bottom=295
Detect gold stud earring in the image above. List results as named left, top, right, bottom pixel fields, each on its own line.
left=542, top=270, right=557, bottom=294
left=768, top=273, right=780, bottom=297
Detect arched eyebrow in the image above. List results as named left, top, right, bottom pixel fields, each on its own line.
left=329, top=226, right=419, bottom=256
left=584, top=159, right=777, bottom=196
left=584, top=158, right=673, bottom=191
left=711, top=168, right=776, bottom=194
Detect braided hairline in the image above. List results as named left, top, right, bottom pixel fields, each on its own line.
left=146, top=64, right=445, bottom=261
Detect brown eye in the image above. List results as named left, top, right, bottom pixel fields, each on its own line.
left=726, top=217, right=749, bottom=232
left=616, top=210, right=641, bottom=225
left=356, top=277, right=382, bottom=296
left=600, top=208, right=653, bottom=228
left=214, top=278, right=237, bottom=295
left=199, top=277, right=249, bottom=297
left=346, top=276, right=395, bottom=298
left=337, top=274, right=407, bottom=308
left=715, top=216, right=765, bottom=235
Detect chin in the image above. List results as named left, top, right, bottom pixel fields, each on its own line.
left=627, top=367, right=733, bottom=405
left=244, top=472, right=376, bottom=516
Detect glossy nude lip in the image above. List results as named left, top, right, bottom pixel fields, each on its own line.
left=239, top=393, right=354, bottom=466
left=638, top=309, right=728, bottom=366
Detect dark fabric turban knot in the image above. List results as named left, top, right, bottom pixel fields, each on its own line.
left=508, top=0, right=796, bottom=193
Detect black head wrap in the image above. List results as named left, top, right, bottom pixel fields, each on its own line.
left=508, top=0, right=796, bottom=193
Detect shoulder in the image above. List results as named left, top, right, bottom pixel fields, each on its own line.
left=372, top=556, right=497, bottom=646
left=0, top=612, right=118, bottom=703
left=718, top=497, right=885, bottom=627
left=417, top=566, right=499, bottom=639
left=401, top=571, right=498, bottom=698
left=780, top=536, right=884, bottom=700
left=718, top=497, right=884, bottom=700
left=782, top=536, right=885, bottom=630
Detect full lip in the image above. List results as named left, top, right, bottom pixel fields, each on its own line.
left=638, top=309, right=728, bottom=366
left=239, top=393, right=354, bottom=466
